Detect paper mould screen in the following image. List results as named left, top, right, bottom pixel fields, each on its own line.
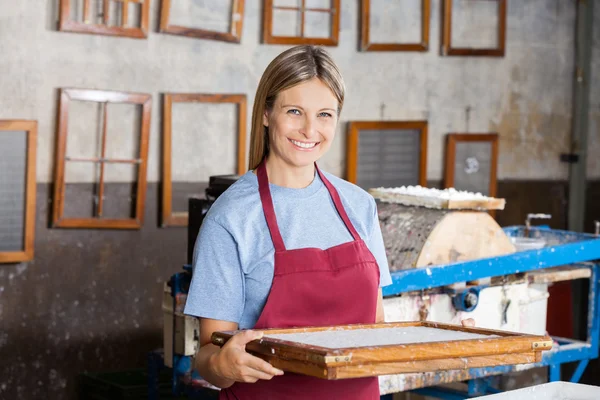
left=453, top=141, right=492, bottom=195
left=357, top=129, right=421, bottom=190
left=0, top=131, right=27, bottom=252
left=265, top=326, right=497, bottom=349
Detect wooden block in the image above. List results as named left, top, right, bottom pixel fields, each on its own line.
left=211, top=321, right=552, bottom=380
left=526, top=265, right=592, bottom=284
left=369, top=189, right=506, bottom=210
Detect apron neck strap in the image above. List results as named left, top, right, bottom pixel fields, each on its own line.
left=315, top=164, right=361, bottom=241
left=257, top=159, right=361, bottom=253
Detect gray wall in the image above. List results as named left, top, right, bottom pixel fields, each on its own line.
left=0, top=0, right=598, bottom=184
left=1, top=1, right=600, bottom=400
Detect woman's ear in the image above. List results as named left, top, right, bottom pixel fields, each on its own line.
left=263, top=110, right=269, bottom=127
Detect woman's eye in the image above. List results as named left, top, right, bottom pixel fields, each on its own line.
left=287, top=109, right=301, bottom=115
left=319, top=112, right=332, bottom=118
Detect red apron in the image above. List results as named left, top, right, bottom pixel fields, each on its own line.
left=219, top=160, right=381, bottom=400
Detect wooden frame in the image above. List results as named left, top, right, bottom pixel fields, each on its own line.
left=361, top=0, right=430, bottom=52
left=263, top=0, right=340, bottom=46
left=162, top=93, right=247, bottom=227
left=52, top=88, right=152, bottom=229
left=346, top=121, right=428, bottom=187
left=159, top=0, right=245, bottom=43
left=59, top=0, right=150, bottom=39
left=212, top=321, right=552, bottom=380
left=0, top=121, right=37, bottom=263
left=444, top=133, right=499, bottom=197
left=441, top=0, right=506, bottom=57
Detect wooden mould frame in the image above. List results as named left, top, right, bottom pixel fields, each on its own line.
left=444, top=133, right=499, bottom=198
left=263, top=0, right=340, bottom=46
left=59, top=0, right=150, bottom=38
left=441, top=0, right=506, bottom=57
left=53, top=88, right=152, bottom=229
left=162, top=93, right=247, bottom=227
left=212, top=321, right=553, bottom=380
left=361, top=0, right=430, bottom=52
left=346, top=120, right=428, bottom=187
left=0, top=121, right=37, bottom=264
left=159, top=0, right=245, bottom=43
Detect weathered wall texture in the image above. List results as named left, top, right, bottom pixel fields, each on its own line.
left=1, top=1, right=600, bottom=400
left=0, top=0, right=596, bottom=183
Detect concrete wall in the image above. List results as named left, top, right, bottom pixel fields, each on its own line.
left=1, top=1, right=599, bottom=400
left=1, top=0, right=597, bottom=184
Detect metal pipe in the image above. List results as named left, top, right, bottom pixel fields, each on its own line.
left=567, top=0, right=594, bottom=233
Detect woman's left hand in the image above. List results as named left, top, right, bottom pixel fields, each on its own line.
left=461, top=318, right=476, bottom=327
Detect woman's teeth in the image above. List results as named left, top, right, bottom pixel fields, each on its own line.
left=290, top=139, right=317, bottom=149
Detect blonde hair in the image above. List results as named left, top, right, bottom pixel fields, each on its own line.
left=248, top=45, right=345, bottom=170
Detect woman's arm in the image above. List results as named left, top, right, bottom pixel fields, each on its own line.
left=376, top=289, right=385, bottom=323
left=194, top=318, right=284, bottom=389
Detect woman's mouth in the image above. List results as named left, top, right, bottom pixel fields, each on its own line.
left=289, top=138, right=319, bottom=150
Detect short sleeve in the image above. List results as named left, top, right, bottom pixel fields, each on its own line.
left=367, top=198, right=393, bottom=288
left=183, top=217, right=245, bottom=324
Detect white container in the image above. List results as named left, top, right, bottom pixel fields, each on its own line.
left=510, top=237, right=546, bottom=251
left=474, top=381, right=600, bottom=399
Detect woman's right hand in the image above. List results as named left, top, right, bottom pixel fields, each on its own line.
left=212, top=330, right=285, bottom=383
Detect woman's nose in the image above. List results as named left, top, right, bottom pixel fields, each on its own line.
left=300, top=117, right=318, bottom=139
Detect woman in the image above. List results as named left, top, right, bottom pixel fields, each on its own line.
left=184, top=45, right=471, bottom=399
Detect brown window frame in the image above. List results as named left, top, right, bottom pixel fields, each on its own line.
left=52, top=88, right=152, bottom=229
left=441, top=0, right=506, bottom=57
left=0, top=120, right=37, bottom=264
left=59, top=0, right=150, bottom=39
left=361, top=0, right=430, bottom=52
left=346, top=121, right=428, bottom=187
left=159, top=0, right=245, bottom=43
left=263, top=0, right=340, bottom=46
left=162, top=93, right=247, bottom=227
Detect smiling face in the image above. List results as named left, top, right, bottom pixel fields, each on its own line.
left=263, top=78, right=339, bottom=170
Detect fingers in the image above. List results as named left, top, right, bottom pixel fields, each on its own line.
left=461, top=318, right=476, bottom=327
left=231, top=330, right=264, bottom=347
left=244, top=353, right=284, bottom=377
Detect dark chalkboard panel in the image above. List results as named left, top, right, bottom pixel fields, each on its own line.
left=444, top=133, right=498, bottom=197
left=0, top=121, right=37, bottom=263
left=347, top=121, right=428, bottom=190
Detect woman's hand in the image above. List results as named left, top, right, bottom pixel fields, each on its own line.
left=460, top=318, right=476, bottom=327
left=212, top=330, right=284, bottom=383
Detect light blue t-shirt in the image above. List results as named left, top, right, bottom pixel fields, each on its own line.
left=183, top=169, right=393, bottom=329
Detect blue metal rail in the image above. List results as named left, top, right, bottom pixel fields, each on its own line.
left=382, top=226, right=600, bottom=399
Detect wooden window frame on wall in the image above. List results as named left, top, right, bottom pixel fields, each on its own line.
left=159, top=0, right=245, bottom=43
left=162, top=93, right=247, bottom=227
left=346, top=121, right=428, bottom=187
left=441, top=0, right=506, bottom=57
left=444, top=132, right=499, bottom=198
left=361, top=0, right=430, bottom=52
left=52, top=88, right=152, bottom=229
left=0, top=121, right=37, bottom=263
left=263, top=0, right=340, bottom=46
left=59, top=0, right=150, bottom=39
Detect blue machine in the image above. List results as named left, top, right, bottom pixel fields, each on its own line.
left=150, top=225, right=600, bottom=399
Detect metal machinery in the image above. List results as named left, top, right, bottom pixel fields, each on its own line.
left=150, top=180, right=600, bottom=399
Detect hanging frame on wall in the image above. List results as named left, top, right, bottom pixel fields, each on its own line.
left=346, top=121, right=428, bottom=190
left=441, top=0, right=506, bottom=57
left=161, top=93, right=247, bottom=227
left=444, top=133, right=499, bottom=211
left=263, top=0, right=340, bottom=46
left=52, top=88, right=152, bottom=229
left=360, top=0, right=430, bottom=52
left=0, top=120, right=37, bottom=264
left=159, top=0, right=245, bottom=43
left=59, top=0, right=150, bottom=38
